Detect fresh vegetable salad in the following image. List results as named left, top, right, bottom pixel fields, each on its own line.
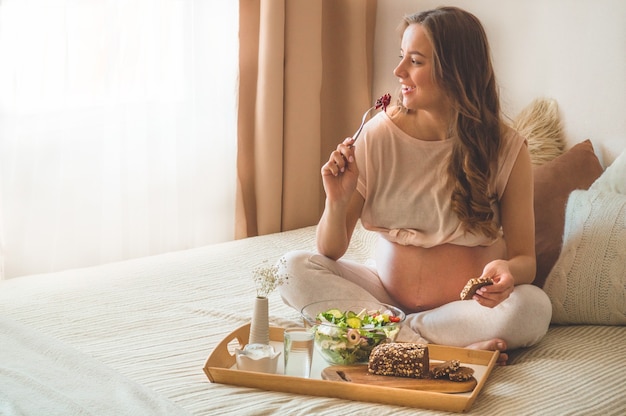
left=313, top=307, right=402, bottom=365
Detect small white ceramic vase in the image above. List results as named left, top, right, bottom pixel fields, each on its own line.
left=249, top=296, right=270, bottom=345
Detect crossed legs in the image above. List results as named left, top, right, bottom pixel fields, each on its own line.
left=278, top=250, right=552, bottom=363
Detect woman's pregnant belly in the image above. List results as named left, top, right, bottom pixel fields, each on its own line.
left=376, top=236, right=507, bottom=314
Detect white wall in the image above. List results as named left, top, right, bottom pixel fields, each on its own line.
left=374, top=0, right=626, bottom=166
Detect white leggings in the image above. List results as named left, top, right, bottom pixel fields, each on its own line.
left=278, top=250, right=552, bottom=350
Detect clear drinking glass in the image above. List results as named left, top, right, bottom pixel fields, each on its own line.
left=283, top=328, right=314, bottom=378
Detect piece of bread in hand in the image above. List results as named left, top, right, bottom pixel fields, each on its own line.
left=460, top=277, right=494, bottom=300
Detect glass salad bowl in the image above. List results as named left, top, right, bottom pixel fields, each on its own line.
left=301, top=299, right=405, bottom=365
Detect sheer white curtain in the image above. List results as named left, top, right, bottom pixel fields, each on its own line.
left=0, top=1, right=238, bottom=278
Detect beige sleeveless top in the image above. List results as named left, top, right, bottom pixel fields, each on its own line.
left=355, top=111, right=526, bottom=248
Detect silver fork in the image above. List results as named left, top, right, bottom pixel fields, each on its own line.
left=352, top=93, right=391, bottom=142
left=351, top=106, right=377, bottom=142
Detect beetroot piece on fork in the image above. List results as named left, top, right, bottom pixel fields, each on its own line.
left=352, top=93, right=392, bottom=142
left=375, top=93, right=392, bottom=112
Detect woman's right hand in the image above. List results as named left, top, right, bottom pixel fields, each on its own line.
left=320, top=137, right=359, bottom=204
left=317, top=137, right=365, bottom=259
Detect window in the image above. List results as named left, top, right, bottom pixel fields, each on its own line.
left=0, top=0, right=238, bottom=278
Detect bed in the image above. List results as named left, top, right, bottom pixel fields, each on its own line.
left=2, top=3, right=626, bottom=410
left=2, top=136, right=626, bottom=415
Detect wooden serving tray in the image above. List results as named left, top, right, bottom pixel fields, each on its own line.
left=203, top=323, right=499, bottom=413
left=321, top=364, right=476, bottom=393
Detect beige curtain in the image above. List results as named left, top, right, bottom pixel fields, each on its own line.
left=237, top=0, right=377, bottom=239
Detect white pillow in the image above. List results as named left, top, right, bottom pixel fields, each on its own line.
left=590, top=149, right=626, bottom=194
left=543, top=189, right=626, bottom=325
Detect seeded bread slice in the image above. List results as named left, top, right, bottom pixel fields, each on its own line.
left=368, top=343, right=429, bottom=378
left=431, top=360, right=461, bottom=378
left=460, top=277, right=494, bottom=300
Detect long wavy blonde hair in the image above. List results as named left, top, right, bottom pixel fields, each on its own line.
left=401, top=7, right=502, bottom=238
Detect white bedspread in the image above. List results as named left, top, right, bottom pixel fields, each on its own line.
left=1, top=224, right=625, bottom=415
left=0, top=316, right=188, bottom=416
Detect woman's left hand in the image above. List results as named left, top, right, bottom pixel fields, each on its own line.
left=472, top=260, right=516, bottom=308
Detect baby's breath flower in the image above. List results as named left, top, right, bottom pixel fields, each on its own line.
left=253, top=257, right=288, bottom=298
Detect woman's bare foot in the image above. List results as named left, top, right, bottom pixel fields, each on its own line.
left=466, top=338, right=509, bottom=365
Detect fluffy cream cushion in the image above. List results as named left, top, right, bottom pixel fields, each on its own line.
left=511, top=98, right=565, bottom=165
left=543, top=151, right=626, bottom=325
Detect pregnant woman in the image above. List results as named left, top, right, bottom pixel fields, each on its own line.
left=279, top=6, right=551, bottom=364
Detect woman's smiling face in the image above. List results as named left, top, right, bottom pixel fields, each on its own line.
left=393, top=24, right=449, bottom=114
